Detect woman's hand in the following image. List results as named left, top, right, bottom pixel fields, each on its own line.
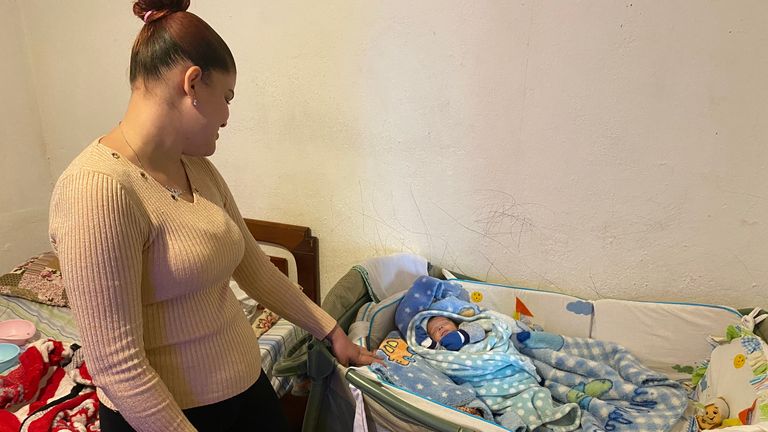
left=325, top=325, right=383, bottom=367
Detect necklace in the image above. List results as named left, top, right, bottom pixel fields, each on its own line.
left=118, top=122, right=185, bottom=200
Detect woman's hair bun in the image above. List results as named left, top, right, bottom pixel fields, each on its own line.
left=133, top=0, right=190, bottom=23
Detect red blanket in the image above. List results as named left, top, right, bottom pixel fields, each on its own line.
left=0, top=339, right=99, bottom=432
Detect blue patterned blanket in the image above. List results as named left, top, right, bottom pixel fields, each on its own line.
left=517, top=330, right=688, bottom=431
left=370, top=309, right=687, bottom=431
left=407, top=310, right=582, bottom=431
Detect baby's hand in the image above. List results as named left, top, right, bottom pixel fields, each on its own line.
left=440, top=329, right=470, bottom=351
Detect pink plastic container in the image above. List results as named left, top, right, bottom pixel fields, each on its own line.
left=0, top=319, right=36, bottom=345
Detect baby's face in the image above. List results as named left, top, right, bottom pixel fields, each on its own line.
left=427, top=316, right=458, bottom=342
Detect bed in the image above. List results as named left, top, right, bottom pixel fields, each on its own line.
left=286, top=253, right=768, bottom=432
left=0, top=218, right=317, bottom=431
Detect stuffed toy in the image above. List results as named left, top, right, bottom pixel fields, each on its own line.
left=696, top=397, right=729, bottom=430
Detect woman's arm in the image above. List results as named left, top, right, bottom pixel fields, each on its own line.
left=203, top=160, right=336, bottom=339
left=325, top=324, right=382, bottom=366
left=204, top=161, right=381, bottom=365
left=50, top=172, right=196, bottom=432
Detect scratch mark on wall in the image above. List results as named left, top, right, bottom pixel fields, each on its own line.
left=359, top=180, right=364, bottom=232
left=432, top=201, right=518, bottom=256
left=431, top=198, right=563, bottom=289
left=374, top=223, right=383, bottom=255
left=440, top=242, right=448, bottom=265
left=733, top=253, right=754, bottom=280
left=478, top=251, right=513, bottom=285
left=536, top=270, right=548, bottom=290
left=516, top=3, right=536, bottom=138
left=440, top=244, right=470, bottom=278
left=356, top=182, right=418, bottom=255
left=474, top=200, right=536, bottom=250
left=588, top=270, right=605, bottom=299
left=715, top=186, right=766, bottom=201
left=476, top=189, right=548, bottom=237
left=410, top=185, right=433, bottom=258
left=536, top=272, right=560, bottom=292
left=597, top=205, right=682, bottom=242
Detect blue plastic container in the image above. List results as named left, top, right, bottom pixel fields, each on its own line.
left=0, top=343, right=21, bottom=373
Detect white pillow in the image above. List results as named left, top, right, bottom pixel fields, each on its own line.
left=356, top=253, right=427, bottom=302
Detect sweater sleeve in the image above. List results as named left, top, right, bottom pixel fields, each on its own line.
left=204, top=162, right=337, bottom=340
left=49, top=171, right=196, bottom=432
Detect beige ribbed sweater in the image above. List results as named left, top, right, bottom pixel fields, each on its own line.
left=48, top=140, right=337, bottom=432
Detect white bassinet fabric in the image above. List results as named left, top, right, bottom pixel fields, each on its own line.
left=356, top=254, right=428, bottom=302
left=591, top=299, right=742, bottom=380
left=456, top=280, right=594, bottom=338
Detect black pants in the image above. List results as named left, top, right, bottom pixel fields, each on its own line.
left=99, top=371, right=289, bottom=432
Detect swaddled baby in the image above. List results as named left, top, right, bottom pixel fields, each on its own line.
left=395, top=275, right=486, bottom=350
left=369, top=276, right=498, bottom=418
left=387, top=277, right=582, bottom=431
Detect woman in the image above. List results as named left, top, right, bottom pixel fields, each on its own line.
left=48, top=1, right=379, bottom=430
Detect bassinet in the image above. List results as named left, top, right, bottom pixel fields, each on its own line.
left=275, top=254, right=767, bottom=432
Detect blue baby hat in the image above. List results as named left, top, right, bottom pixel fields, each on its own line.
left=395, top=276, right=480, bottom=348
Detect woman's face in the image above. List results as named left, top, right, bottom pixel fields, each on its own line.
left=182, top=69, right=236, bottom=157
left=427, top=316, right=458, bottom=342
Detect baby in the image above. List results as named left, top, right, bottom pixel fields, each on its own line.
left=396, top=276, right=486, bottom=350
left=426, top=315, right=485, bottom=351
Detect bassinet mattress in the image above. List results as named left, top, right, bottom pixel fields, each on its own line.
left=0, top=295, right=301, bottom=396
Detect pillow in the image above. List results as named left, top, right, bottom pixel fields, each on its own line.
left=355, top=291, right=405, bottom=350
left=251, top=306, right=281, bottom=339
left=0, top=252, right=68, bottom=307
left=353, top=253, right=428, bottom=302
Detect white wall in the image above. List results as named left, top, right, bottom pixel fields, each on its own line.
left=16, top=1, right=768, bottom=308
left=0, top=1, right=53, bottom=271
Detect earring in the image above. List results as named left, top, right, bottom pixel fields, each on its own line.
left=192, top=99, right=198, bottom=107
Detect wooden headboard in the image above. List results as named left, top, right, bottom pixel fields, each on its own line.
left=243, top=218, right=320, bottom=306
